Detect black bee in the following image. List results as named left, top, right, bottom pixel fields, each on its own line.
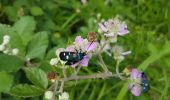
left=141, top=72, right=150, bottom=93
left=59, top=51, right=86, bottom=65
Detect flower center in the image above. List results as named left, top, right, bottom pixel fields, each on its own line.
left=131, top=77, right=142, bottom=85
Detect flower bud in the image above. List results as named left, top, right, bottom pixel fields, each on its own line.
left=87, top=32, right=98, bottom=42
left=123, top=66, right=133, bottom=76
left=3, top=49, right=9, bottom=54
left=0, top=45, right=5, bottom=51
left=3, top=35, right=10, bottom=45
left=59, top=92, right=69, bottom=100
left=47, top=72, right=57, bottom=82
left=12, top=48, right=19, bottom=55
left=45, top=91, right=53, bottom=100
left=50, top=58, right=59, bottom=66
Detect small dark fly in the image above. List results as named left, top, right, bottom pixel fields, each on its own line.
left=59, top=33, right=97, bottom=65
left=141, top=72, right=150, bottom=93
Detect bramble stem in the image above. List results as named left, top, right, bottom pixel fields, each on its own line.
left=60, top=71, right=118, bottom=82
left=59, top=67, right=67, bottom=93
left=52, top=80, right=58, bottom=100
left=97, top=39, right=110, bottom=72
left=98, top=54, right=109, bottom=72
left=59, top=81, right=64, bottom=92
left=115, top=60, right=127, bottom=80
left=63, top=67, right=67, bottom=78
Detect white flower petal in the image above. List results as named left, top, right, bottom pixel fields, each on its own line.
left=45, top=91, right=53, bottom=100
left=59, top=92, right=69, bottom=100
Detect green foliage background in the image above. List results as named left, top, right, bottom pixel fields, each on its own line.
left=0, top=0, right=170, bottom=100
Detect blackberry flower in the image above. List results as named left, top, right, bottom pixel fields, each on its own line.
left=98, top=17, right=129, bottom=38
left=66, top=36, right=98, bottom=67
left=128, top=69, right=142, bottom=96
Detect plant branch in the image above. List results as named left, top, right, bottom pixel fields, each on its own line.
left=60, top=72, right=118, bottom=82
left=59, top=81, right=65, bottom=93
left=98, top=54, right=109, bottom=72
left=62, top=67, right=67, bottom=78
left=52, top=80, right=58, bottom=100
left=115, top=60, right=127, bottom=80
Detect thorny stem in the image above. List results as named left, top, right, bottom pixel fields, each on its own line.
left=60, top=72, right=119, bottom=82
left=98, top=54, right=109, bottom=72
left=115, top=60, right=128, bottom=80
left=63, top=67, right=67, bottom=78
left=59, top=81, right=65, bottom=92
left=59, top=67, right=67, bottom=93
left=97, top=38, right=110, bottom=72
left=48, top=72, right=120, bottom=93
left=52, top=80, right=58, bottom=100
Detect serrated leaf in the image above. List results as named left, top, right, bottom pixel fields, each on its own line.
left=13, top=16, right=36, bottom=45
left=39, top=61, right=55, bottom=72
left=26, top=31, right=49, bottom=59
left=10, top=84, right=44, bottom=97
left=0, top=54, right=24, bottom=72
left=0, top=24, right=25, bottom=56
left=25, top=68, right=48, bottom=89
left=0, top=24, right=12, bottom=42
left=0, top=71, right=13, bottom=92
left=9, top=32, right=26, bottom=56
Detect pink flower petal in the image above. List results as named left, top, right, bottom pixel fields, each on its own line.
left=79, top=55, right=90, bottom=67
left=128, top=84, right=133, bottom=90
left=131, top=85, right=142, bottom=96
left=118, top=24, right=129, bottom=36
left=66, top=45, right=75, bottom=52
left=71, top=63, right=79, bottom=68
left=86, top=42, right=98, bottom=52
left=98, top=23, right=108, bottom=32
left=75, top=36, right=84, bottom=43
left=131, top=69, right=141, bottom=79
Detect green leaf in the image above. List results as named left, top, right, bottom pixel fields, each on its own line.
left=115, top=82, right=130, bottom=100
left=24, top=67, right=48, bottom=89
left=13, top=16, right=36, bottom=45
left=39, top=61, right=55, bottom=72
left=4, top=6, right=18, bottom=21
left=10, top=84, right=44, bottom=97
left=9, top=32, right=26, bottom=56
left=0, top=71, right=13, bottom=92
left=0, top=24, right=26, bottom=56
left=0, top=24, right=12, bottom=42
left=0, top=54, right=24, bottom=72
left=26, top=31, right=49, bottom=59
left=30, top=6, right=44, bottom=16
